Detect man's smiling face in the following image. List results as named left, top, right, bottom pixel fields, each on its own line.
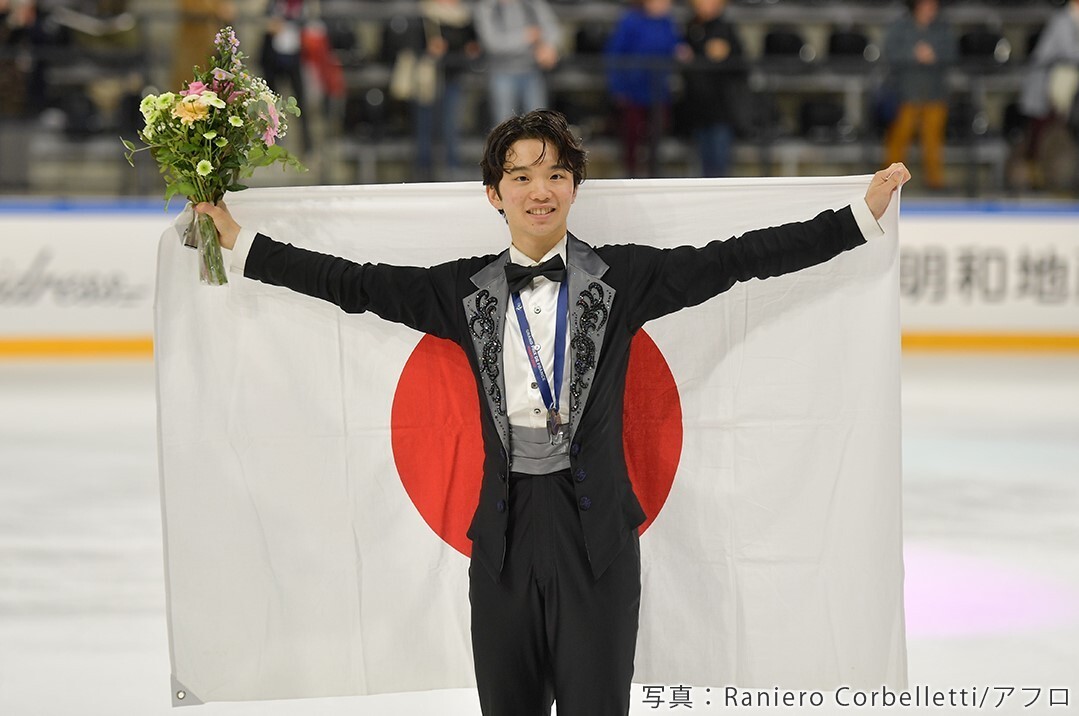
left=486, top=138, right=578, bottom=260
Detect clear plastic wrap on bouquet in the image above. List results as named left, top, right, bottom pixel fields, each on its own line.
left=183, top=209, right=229, bottom=286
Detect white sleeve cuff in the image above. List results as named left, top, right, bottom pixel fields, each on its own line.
left=850, top=197, right=885, bottom=240
left=229, top=228, right=258, bottom=275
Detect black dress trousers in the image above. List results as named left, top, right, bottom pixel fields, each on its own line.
left=469, top=470, right=642, bottom=716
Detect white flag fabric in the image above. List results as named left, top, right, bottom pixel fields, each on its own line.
left=155, top=177, right=906, bottom=706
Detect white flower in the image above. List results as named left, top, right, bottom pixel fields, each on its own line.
left=214, top=137, right=229, bottom=147
left=196, top=160, right=213, bottom=176
left=155, top=92, right=177, bottom=110
left=228, top=115, right=244, bottom=127
left=203, top=131, right=217, bottom=140
left=139, top=94, right=157, bottom=121
left=197, top=91, right=226, bottom=109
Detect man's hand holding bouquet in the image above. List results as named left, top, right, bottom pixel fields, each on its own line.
left=122, top=27, right=304, bottom=285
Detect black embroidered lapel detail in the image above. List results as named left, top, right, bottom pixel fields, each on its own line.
left=467, top=289, right=504, bottom=413
left=570, top=282, right=609, bottom=415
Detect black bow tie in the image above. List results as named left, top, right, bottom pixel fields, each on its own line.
left=504, top=255, right=566, bottom=294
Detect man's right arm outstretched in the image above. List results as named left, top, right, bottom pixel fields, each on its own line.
left=194, top=201, right=473, bottom=341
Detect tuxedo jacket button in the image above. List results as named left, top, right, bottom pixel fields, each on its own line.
left=498, top=472, right=507, bottom=482
left=570, top=442, right=581, bottom=456
left=579, top=496, right=592, bottom=511
left=496, top=499, right=506, bottom=513
left=574, top=467, right=586, bottom=482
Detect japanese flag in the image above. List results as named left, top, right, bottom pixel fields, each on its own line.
left=155, top=177, right=905, bottom=706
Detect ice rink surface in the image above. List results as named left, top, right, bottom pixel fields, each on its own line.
left=1, top=354, right=1076, bottom=715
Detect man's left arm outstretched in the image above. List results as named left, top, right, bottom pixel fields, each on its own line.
left=618, top=163, right=910, bottom=329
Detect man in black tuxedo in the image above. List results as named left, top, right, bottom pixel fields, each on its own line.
left=197, top=110, right=909, bottom=716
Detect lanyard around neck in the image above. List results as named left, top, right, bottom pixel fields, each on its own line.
left=510, top=278, right=569, bottom=417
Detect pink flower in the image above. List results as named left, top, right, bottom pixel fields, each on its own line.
left=180, top=81, right=208, bottom=97
left=211, top=79, right=234, bottom=98
left=262, top=100, right=280, bottom=145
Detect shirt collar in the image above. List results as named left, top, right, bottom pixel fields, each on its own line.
left=508, top=234, right=568, bottom=268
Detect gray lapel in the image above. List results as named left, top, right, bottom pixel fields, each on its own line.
left=463, top=252, right=512, bottom=454
left=566, top=233, right=615, bottom=443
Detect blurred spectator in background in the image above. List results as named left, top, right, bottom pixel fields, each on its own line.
left=605, top=0, right=688, bottom=178
left=475, top=0, right=560, bottom=128
left=882, top=0, right=956, bottom=191
left=683, top=0, right=745, bottom=177
left=4, top=0, right=137, bottom=120
left=172, top=0, right=235, bottom=90
left=604, top=0, right=686, bottom=177
left=0, top=0, right=35, bottom=115
left=414, top=0, right=480, bottom=180
left=261, top=0, right=310, bottom=151
left=300, top=18, right=345, bottom=117
left=1014, top=0, right=1079, bottom=191
left=3, top=0, right=72, bottom=116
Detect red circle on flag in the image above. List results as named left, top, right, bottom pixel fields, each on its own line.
left=391, top=330, right=682, bottom=557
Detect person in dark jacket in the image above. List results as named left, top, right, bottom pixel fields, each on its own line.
left=683, top=0, right=746, bottom=177
left=415, top=0, right=481, bottom=180
left=882, top=0, right=957, bottom=190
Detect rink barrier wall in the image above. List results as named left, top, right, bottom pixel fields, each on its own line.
left=0, top=337, right=154, bottom=358
left=11, top=335, right=1079, bottom=358
left=901, top=333, right=1079, bottom=351
left=1, top=198, right=1078, bottom=358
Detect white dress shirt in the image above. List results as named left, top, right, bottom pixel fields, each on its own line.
left=503, top=236, right=572, bottom=430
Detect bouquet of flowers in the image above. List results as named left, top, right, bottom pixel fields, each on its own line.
left=122, top=27, right=304, bottom=285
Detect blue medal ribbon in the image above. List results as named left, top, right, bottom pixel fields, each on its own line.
left=511, top=278, right=569, bottom=442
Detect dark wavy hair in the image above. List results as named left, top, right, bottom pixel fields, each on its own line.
left=481, top=110, right=588, bottom=197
